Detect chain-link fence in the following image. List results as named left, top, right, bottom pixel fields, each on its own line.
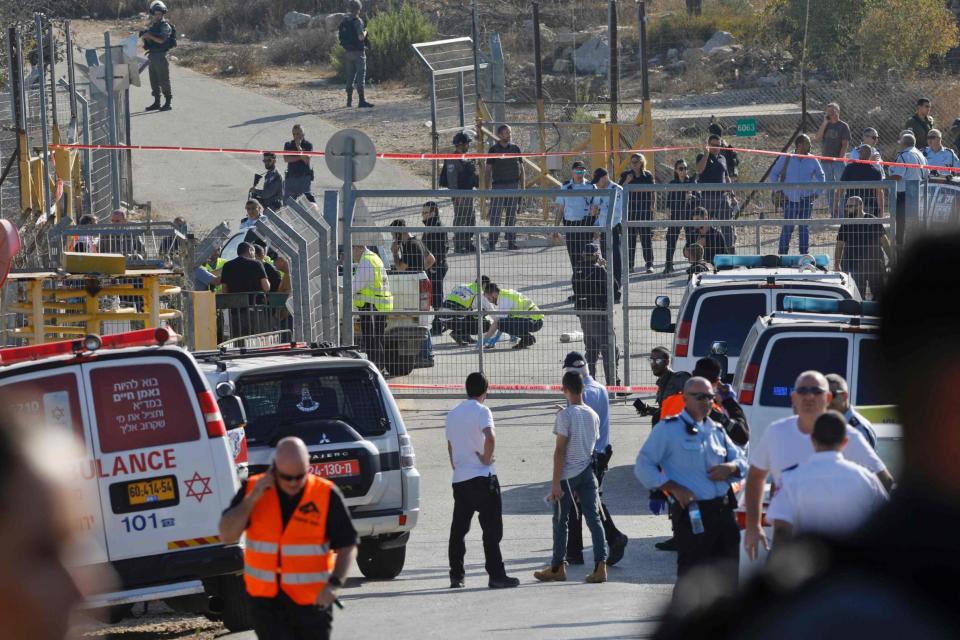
left=340, top=179, right=900, bottom=395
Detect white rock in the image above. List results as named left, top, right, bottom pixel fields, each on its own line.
left=552, top=58, right=572, bottom=74
left=574, top=36, right=609, bottom=75
left=667, top=48, right=679, bottom=61
left=283, top=11, right=312, bottom=29
left=703, top=31, right=736, bottom=53
left=324, top=13, right=347, bottom=32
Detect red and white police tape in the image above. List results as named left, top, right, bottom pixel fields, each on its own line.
left=387, top=382, right=657, bottom=394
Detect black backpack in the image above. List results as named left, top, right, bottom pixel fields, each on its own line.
left=338, top=16, right=363, bottom=51
left=166, top=22, right=177, bottom=50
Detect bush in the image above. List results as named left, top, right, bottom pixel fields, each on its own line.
left=767, top=0, right=867, bottom=77
left=855, top=0, right=959, bottom=76
left=331, top=2, right=436, bottom=83
left=267, top=29, right=337, bottom=65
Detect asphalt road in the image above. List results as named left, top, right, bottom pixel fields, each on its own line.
left=224, top=398, right=675, bottom=640
left=128, top=63, right=425, bottom=228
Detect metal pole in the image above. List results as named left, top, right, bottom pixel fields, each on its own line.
left=64, top=21, right=78, bottom=124
left=429, top=75, right=439, bottom=188
left=638, top=1, right=650, bottom=102
left=604, top=194, right=616, bottom=386
left=123, top=89, right=133, bottom=203
left=35, top=15, right=54, bottom=218
left=103, top=32, right=121, bottom=211
left=47, top=21, right=58, bottom=128
left=5, top=28, right=18, bottom=126
left=342, top=136, right=356, bottom=345
left=457, top=72, right=466, bottom=128
left=608, top=0, right=618, bottom=124
left=16, top=31, right=28, bottom=143
left=76, top=92, right=93, bottom=215
left=621, top=203, right=630, bottom=386
left=475, top=234, right=484, bottom=374
left=471, top=0, right=481, bottom=106
left=533, top=1, right=546, bottom=187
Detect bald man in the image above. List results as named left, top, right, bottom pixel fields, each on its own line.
left=220, top=437, right=357, bottom=640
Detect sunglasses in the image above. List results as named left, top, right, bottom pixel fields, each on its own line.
left=795, top=386, right=826, bottom=396
left=677, top=166, right=688, bottom=171
left=573, top=169, right=586, bottom=174
left=649, top=357, right=666, bottom=363
left=275, top=471, right=306, bottom=482
left=688, top=392, right=714, bottom=402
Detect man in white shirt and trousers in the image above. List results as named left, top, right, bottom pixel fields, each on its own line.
left=767, top=410, right=889, bottom=543
left=445, top=372, right=520, bottom=590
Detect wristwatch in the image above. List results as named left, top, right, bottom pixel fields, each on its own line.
left=328, top=575, right=344, bottom=589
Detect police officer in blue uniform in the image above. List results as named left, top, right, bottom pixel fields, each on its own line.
left=635, top=376, right=746, bottom=582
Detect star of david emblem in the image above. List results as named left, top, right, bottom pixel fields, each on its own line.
left=51, top=407, right=65, bottom=422
left=184, top=472, right=213, bottom=503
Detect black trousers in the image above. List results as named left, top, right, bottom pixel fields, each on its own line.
left=443, top=300, right=488, bottom=339
left=627, top=209, right=653, bottom=269
left=452, top=198, right=476, bottom=251
left=566, top=457, right=624, bottom=555
left=428, top=264, right=448, bottom=332
left=251, top=592, right=332, bottom=640
left=598, top=223, right=622, bottom=296
left=671, top=498, right=739, bottom=579
left=498, top=317, right=543, bottom=340
left=895, top=191, right=906, bottom=249
left=449, top=475, right=507, bottom=580
left=563, top=218, right=591, bottom=268
left=358, top=303, right=386, bottom=369
left=147, top=52, right=171, bottom=99
left=665, top=211, right=696, bottom=266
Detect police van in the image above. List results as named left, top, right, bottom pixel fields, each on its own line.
left=0, top=328, right=254, bottom=629
left=196, top=343, right=420, bottom=580
left=732, top=296, right=901, bottom=471
left=650, top=255, right=861, bottom=376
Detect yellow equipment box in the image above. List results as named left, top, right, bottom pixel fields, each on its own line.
left=63, top=252, right=127, bottom=275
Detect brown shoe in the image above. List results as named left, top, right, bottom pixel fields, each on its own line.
left=585, top=561, right=608, bottom=583
left=533, top=565, right=567, bottom=582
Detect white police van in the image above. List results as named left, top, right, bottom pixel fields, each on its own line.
left=732, top=296, right=901, bottom=471
left=0, top=329, right=254, bottom=629
left=196, top=343, right=420, bottom=579
left=651, top=255, right=861, bottom=377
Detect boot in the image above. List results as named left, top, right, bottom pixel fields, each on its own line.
left=159, top=96, right=172, bottom=112
left=533, top=565, right=566, bottom=582
left=347, top=88, right=353, bottom=107
left=145, top=97, right=161, bottom=111
left=585, top=561, right=608, bottom=583
left=357, top=89, right=374, bottom=108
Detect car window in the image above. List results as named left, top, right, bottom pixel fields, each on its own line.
left=774, top=291, right=842, bottom=310
left=0, top=373, right=86, bottom=441
left=90, top=363, right=201, bottom=453
left=693, top=293, right=767, bottom=356
left=236, top=368, right=389, bottom=443
left=855, top=338, right=885, bottom=405
left=760, top=336, right=849, bottom=407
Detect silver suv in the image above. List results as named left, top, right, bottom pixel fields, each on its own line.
left=197, top=344, right=420, bottom=579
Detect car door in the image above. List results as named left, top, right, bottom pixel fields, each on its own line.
left=0, top=367, right=109, bottom=566
left=83, top=356, right=228, bottom=561
left=851, top=334, right=902, bottom=475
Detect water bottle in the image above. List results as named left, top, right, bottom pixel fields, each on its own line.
left=688, top=501, right=705, bottom=535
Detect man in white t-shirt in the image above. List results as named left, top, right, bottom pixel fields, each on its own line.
left=743, top=370, right=894, bottom=560
left=767, top=411, right=888, bottom=543
left=534, top=372, right=607, bottom=584
left=445, top=372, right=519, bottom=589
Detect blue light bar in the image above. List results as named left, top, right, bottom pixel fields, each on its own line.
left=713, top=254, right=830, bottom=270
left=782, top=296, right=880, bottom=315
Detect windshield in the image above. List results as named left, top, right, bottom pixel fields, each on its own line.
left=236, top=368, right=389, bottom=444
left=692, top=293, right=767, bottom=357
left=760, top=336, right=849, bottom=407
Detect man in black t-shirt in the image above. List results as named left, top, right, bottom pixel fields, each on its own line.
left=220, top=437, right=357, bottom=640
left=835, top=196, right=891, bottom=300
left=840, top=144, right=886, bottom=217
left=221, top=242, right=270, bottom=294
left=683, top=207, right=728, bottom=265
left=695, top=134, right=738, bottom=250
left=484, top=124, right=525, bottom=251
left=283, top=124, right=315, bottom=202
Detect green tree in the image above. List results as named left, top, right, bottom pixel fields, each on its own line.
left=855, top=0, right=960, bottom=75
left=768, top=0, right=869, bottom=77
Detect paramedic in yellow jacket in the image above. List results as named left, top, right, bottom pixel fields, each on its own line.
left=352, top=244, right=394, bottom=371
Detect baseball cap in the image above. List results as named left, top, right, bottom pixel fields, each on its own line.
left=708, top=122, right=723, bottom=136
left=563, top=351, right=587, bottom=370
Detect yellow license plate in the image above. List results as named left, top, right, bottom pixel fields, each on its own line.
left=128, top=477, right=176, bottom=505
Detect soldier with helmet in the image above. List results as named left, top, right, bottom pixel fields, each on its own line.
left=141, top=1, right=175, bottom=112
left=440, top=131, right=480, bottom=253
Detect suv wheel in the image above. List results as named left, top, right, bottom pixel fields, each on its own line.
left=356, top=542, right=406, bottom=579
left=219, top=574, right=254, bottom=632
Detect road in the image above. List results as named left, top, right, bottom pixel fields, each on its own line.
left=225, top=398, right=675, bottom=640
left=128, top=63, right=426, bottom=229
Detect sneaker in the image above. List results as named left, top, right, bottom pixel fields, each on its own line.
left=606, top=534, right=629, bottom=566
left=645, top=263, right=654, bottom=274
left=533, top=565, right=567, bottom=582
left=565, top=553, right=584, bottom=566
left=507, top=241, right=519, bottom=250
left=450, top=578, right=465, bottom=588
left=585, top=561, right=608, bottom=583
left=655, top=537, right=678, bottom=552
left=488, top=575, right=520, bottom=589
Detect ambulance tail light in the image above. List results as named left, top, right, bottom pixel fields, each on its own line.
left=675, top=321, right=691, bottom=357
left=419, top=277, right=432, bottom=312
left=197, top=390, right=227, bottom=438
left=739, top=363, right=760, bottom=405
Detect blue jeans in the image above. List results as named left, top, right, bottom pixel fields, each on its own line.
left=551, top=464, right=607, bottom=566
left=779, top=197, right=813, bottom=254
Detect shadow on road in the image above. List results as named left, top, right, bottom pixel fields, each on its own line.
left=228, top=111, right=313, bottom=128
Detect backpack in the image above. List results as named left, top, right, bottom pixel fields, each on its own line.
left=166, top=22, right=177, bottom=50
left=338, top=16, right=363, bottom=51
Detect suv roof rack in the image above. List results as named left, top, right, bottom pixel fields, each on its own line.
left=193, top=343, right=364, bottom=367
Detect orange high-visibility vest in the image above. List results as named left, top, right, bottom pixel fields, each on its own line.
left=660, top=392, right=685, bottom=421
left=243, top=473, right=336, bottom=605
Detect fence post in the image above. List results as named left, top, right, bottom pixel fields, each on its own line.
left=341, top=137, right=355, bottom=346
left=64, top=21, right=78, bottom=126
left=620, top=191, right=631, bottom=387
left=457, top=71, right=466, bottom=128
left=103, top=32, right=121, bottom=211
left=35, top=15, right=54, bottom=218
left=475, top=233, right=484, bottom=374
left=608, top=0, right=618, bottom=124
left=488, top=33, right=505, bottom=125
left=604, top=190, right=616, bottom=387
left=429, top=75, right=438, bottom=189
left=76, top=92, right=93, bottom=215
left=471, top=0, right=480, bottom=107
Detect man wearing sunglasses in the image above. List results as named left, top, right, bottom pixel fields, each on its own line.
left=635, top=377, right=747, bottom=582
left=220, top=437, right=358, bottom=640
left=633, top=346, right=689, bottom=425
left=556, top=160, right=599, bottom=269
left=743, top=371, right=894, bottom=561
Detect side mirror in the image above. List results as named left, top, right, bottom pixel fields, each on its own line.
left=651, top=296, right=675, bottom=333
left=218, top=395, right=247, bottom=430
